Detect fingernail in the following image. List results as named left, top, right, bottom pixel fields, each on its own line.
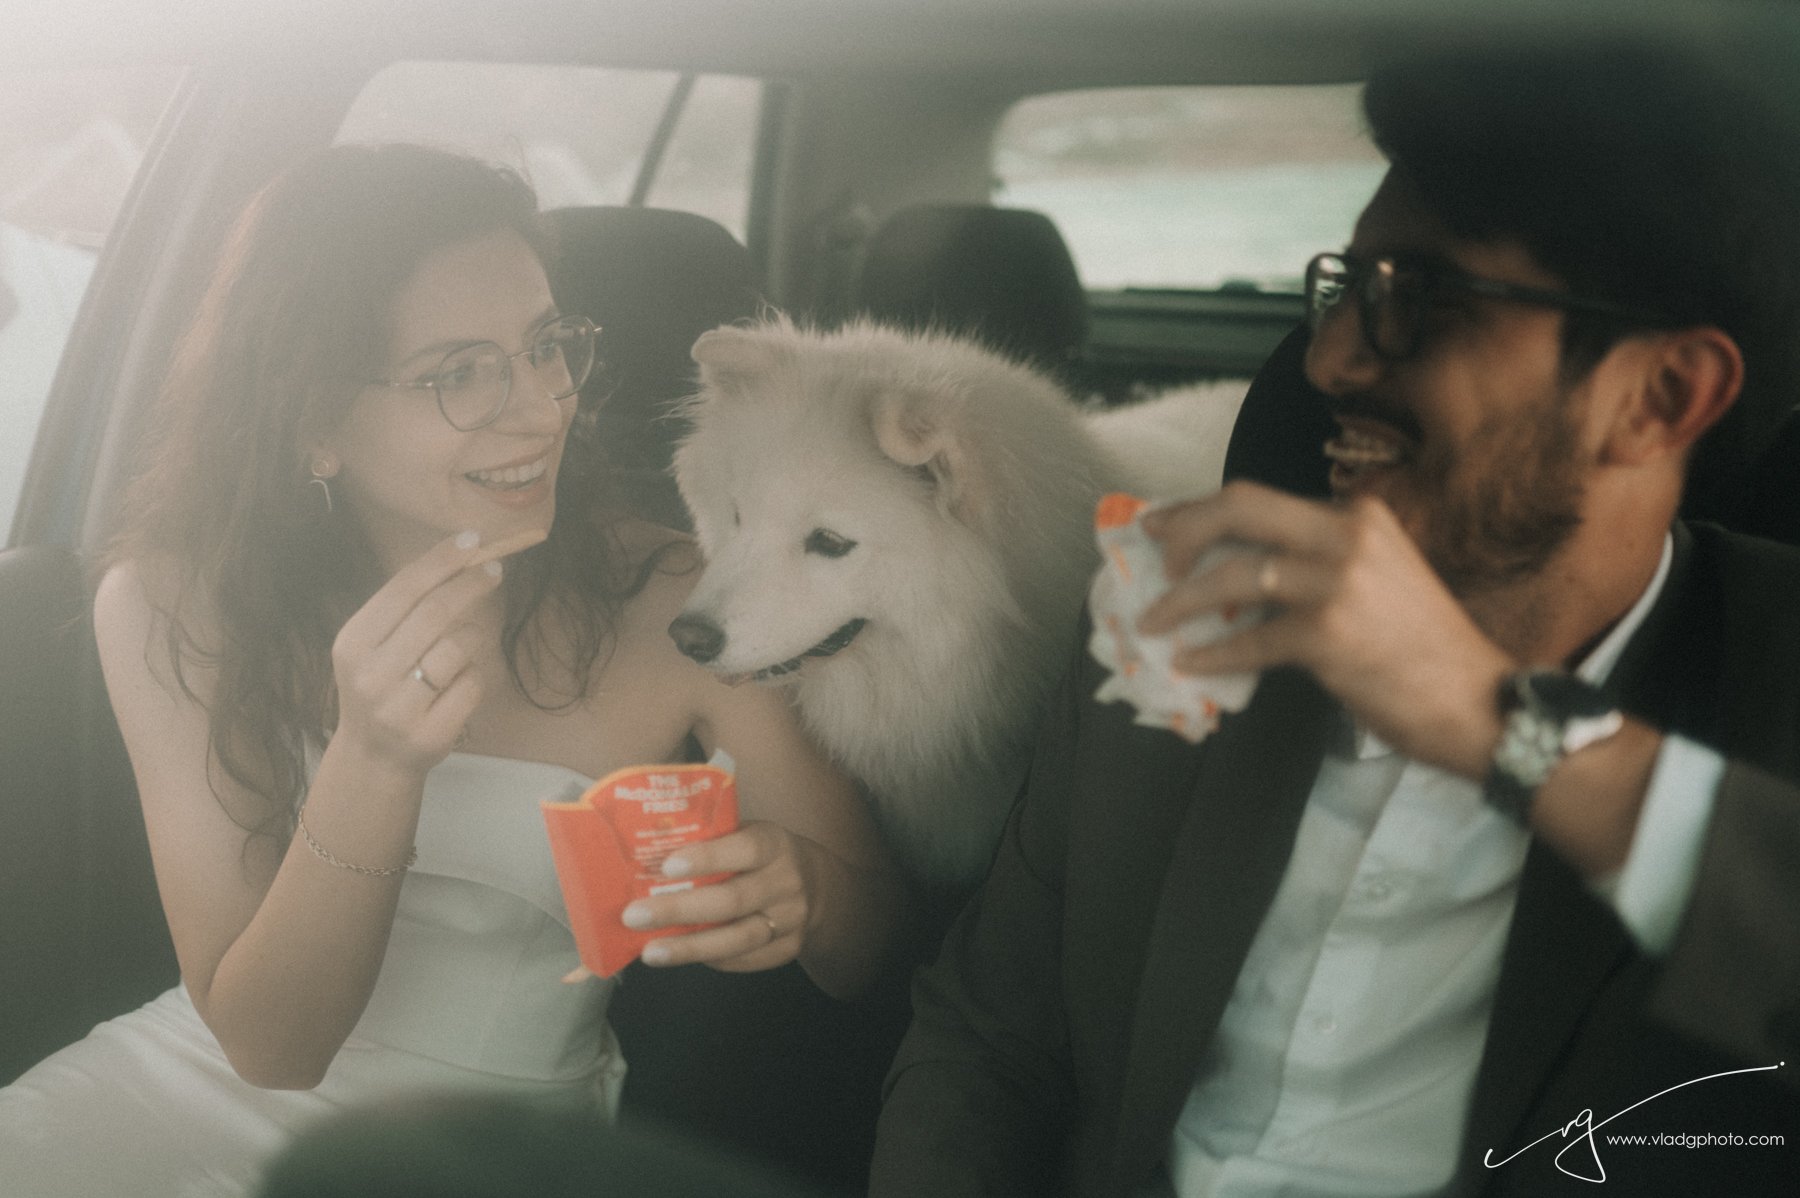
left=483, top=560, right=503, bottom=579
left=455, top=529, right=480, bottom=550
left=661, top=856, right=691, bottom=878
left=640, top=942, right=670, bottom=965
left=621, top=903, right=652, bottom=929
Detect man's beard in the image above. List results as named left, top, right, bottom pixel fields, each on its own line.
left=1416, top=389, right=1591, bottom=600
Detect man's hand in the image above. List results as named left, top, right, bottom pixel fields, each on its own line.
left=1136, top=481, right=1515, bottom=778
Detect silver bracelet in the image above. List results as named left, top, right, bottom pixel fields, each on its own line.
left=296, top=807, right=417, bottom=877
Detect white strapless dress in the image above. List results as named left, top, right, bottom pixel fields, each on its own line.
left=0, top=753, right=625, bottom=1198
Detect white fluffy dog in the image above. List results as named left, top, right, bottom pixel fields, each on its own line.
left=669, top=318, right=1240, bottom=890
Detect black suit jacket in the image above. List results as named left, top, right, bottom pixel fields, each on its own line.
left=872, top=522, right=1800, bottom=1197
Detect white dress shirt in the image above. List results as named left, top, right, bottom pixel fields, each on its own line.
left=1167, top=535, right=1724, bottom=1196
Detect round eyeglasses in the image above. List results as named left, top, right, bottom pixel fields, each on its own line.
left=1304, top=252, right=1674, bottom=362
left=368, top=315, right=599, bottom=431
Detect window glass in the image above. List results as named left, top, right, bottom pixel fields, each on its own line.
left=993, top=85, right=1385, bottom=293
left=337, top=62, right=761, bottom=243
left=0, top=66, right=181, bottom=541
left=639, top=74, right=762, bottom=236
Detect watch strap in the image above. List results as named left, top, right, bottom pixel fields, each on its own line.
left=1485, top=702, right=1557, bottom=822
left=1483, top=669, right=1620, bottom=824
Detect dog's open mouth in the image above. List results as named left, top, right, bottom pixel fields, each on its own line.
left=742, top=618, right=868, bottom=683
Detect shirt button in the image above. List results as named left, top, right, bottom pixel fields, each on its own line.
left=1311, top=1012, right=1337, bottom=1034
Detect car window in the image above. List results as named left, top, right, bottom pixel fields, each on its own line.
left=992, top=84, right=1386, bottom=293
left=0, top=66, right=182, bottom=543
left=336, top=62, right=762, bottom=243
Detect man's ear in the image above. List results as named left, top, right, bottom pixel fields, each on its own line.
left=1602, top=326, right=1743, bottom=466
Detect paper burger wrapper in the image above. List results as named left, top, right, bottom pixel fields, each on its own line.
left=1087, top=493, right=1264, bottom=742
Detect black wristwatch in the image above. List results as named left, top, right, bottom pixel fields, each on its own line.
left=1483, top=669, right=1624, bottom=824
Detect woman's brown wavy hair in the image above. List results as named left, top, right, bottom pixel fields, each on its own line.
left=107, top=143, right=654, bottom=845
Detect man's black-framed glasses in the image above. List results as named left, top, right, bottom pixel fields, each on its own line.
left=370, top=315, right=599, bottom=431
left=1303, top=252, right=1674, bottom=362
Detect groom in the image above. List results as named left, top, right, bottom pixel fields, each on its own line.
left=871, top=40, right=1800, bottom=1198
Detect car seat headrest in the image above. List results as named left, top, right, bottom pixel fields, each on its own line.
left=1221, top=323, right=1333, bottom=499
left=855, top=204, right=1087, bottom=374
left=1732, top=405, right=1800, bottom=545
left=542, top=206, right=761, bottom=471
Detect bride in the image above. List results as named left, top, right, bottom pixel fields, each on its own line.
left=0, top=143, right=901, bottom=1195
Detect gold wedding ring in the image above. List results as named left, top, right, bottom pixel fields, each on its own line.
left=411, top=665, right=442, bottom=693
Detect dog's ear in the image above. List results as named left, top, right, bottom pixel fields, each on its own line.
left=692, top=326, right=791, bottom=391
left=870, top=389, right=941, bottom=468
left=872, top=389, right=984, bottom=523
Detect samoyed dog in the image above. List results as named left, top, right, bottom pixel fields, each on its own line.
left=668, top=318, right=1241, bottom=891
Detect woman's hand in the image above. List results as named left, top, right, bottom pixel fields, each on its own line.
left=619, top=821, right=823, bottom=973
left=623, top=554, right=907, bottom=997
left=328, top=528, right=544, bottom=774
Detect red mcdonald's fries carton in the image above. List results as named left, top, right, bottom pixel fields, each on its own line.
left=542, top=751, right=739, bottom=978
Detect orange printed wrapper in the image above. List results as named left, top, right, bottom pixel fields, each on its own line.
left=1088, top=492, right=1265, bottom=742
left=542, top=752, right=739, bottom=978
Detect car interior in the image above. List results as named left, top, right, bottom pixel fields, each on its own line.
left=3, top=0, right=1798, bottom=1190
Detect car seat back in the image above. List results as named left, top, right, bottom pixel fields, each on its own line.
left=0, top=545, right=175, bottom=1085
left=1725, top=405, right=1800, bottom=545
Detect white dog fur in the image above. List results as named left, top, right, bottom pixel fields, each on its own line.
left=669, top=317, right=1241, bottom=890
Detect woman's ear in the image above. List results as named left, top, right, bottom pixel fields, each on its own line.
left=1601, top=326, right=1743, bottom=466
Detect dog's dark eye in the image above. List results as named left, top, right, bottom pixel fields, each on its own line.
left=804, top=528, right=857, bottom=558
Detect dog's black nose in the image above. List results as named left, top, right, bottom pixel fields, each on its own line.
left=668, top=613, right=726, bottom=664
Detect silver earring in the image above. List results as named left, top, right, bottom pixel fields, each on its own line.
left=308, top=462, right=336, bottom=516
